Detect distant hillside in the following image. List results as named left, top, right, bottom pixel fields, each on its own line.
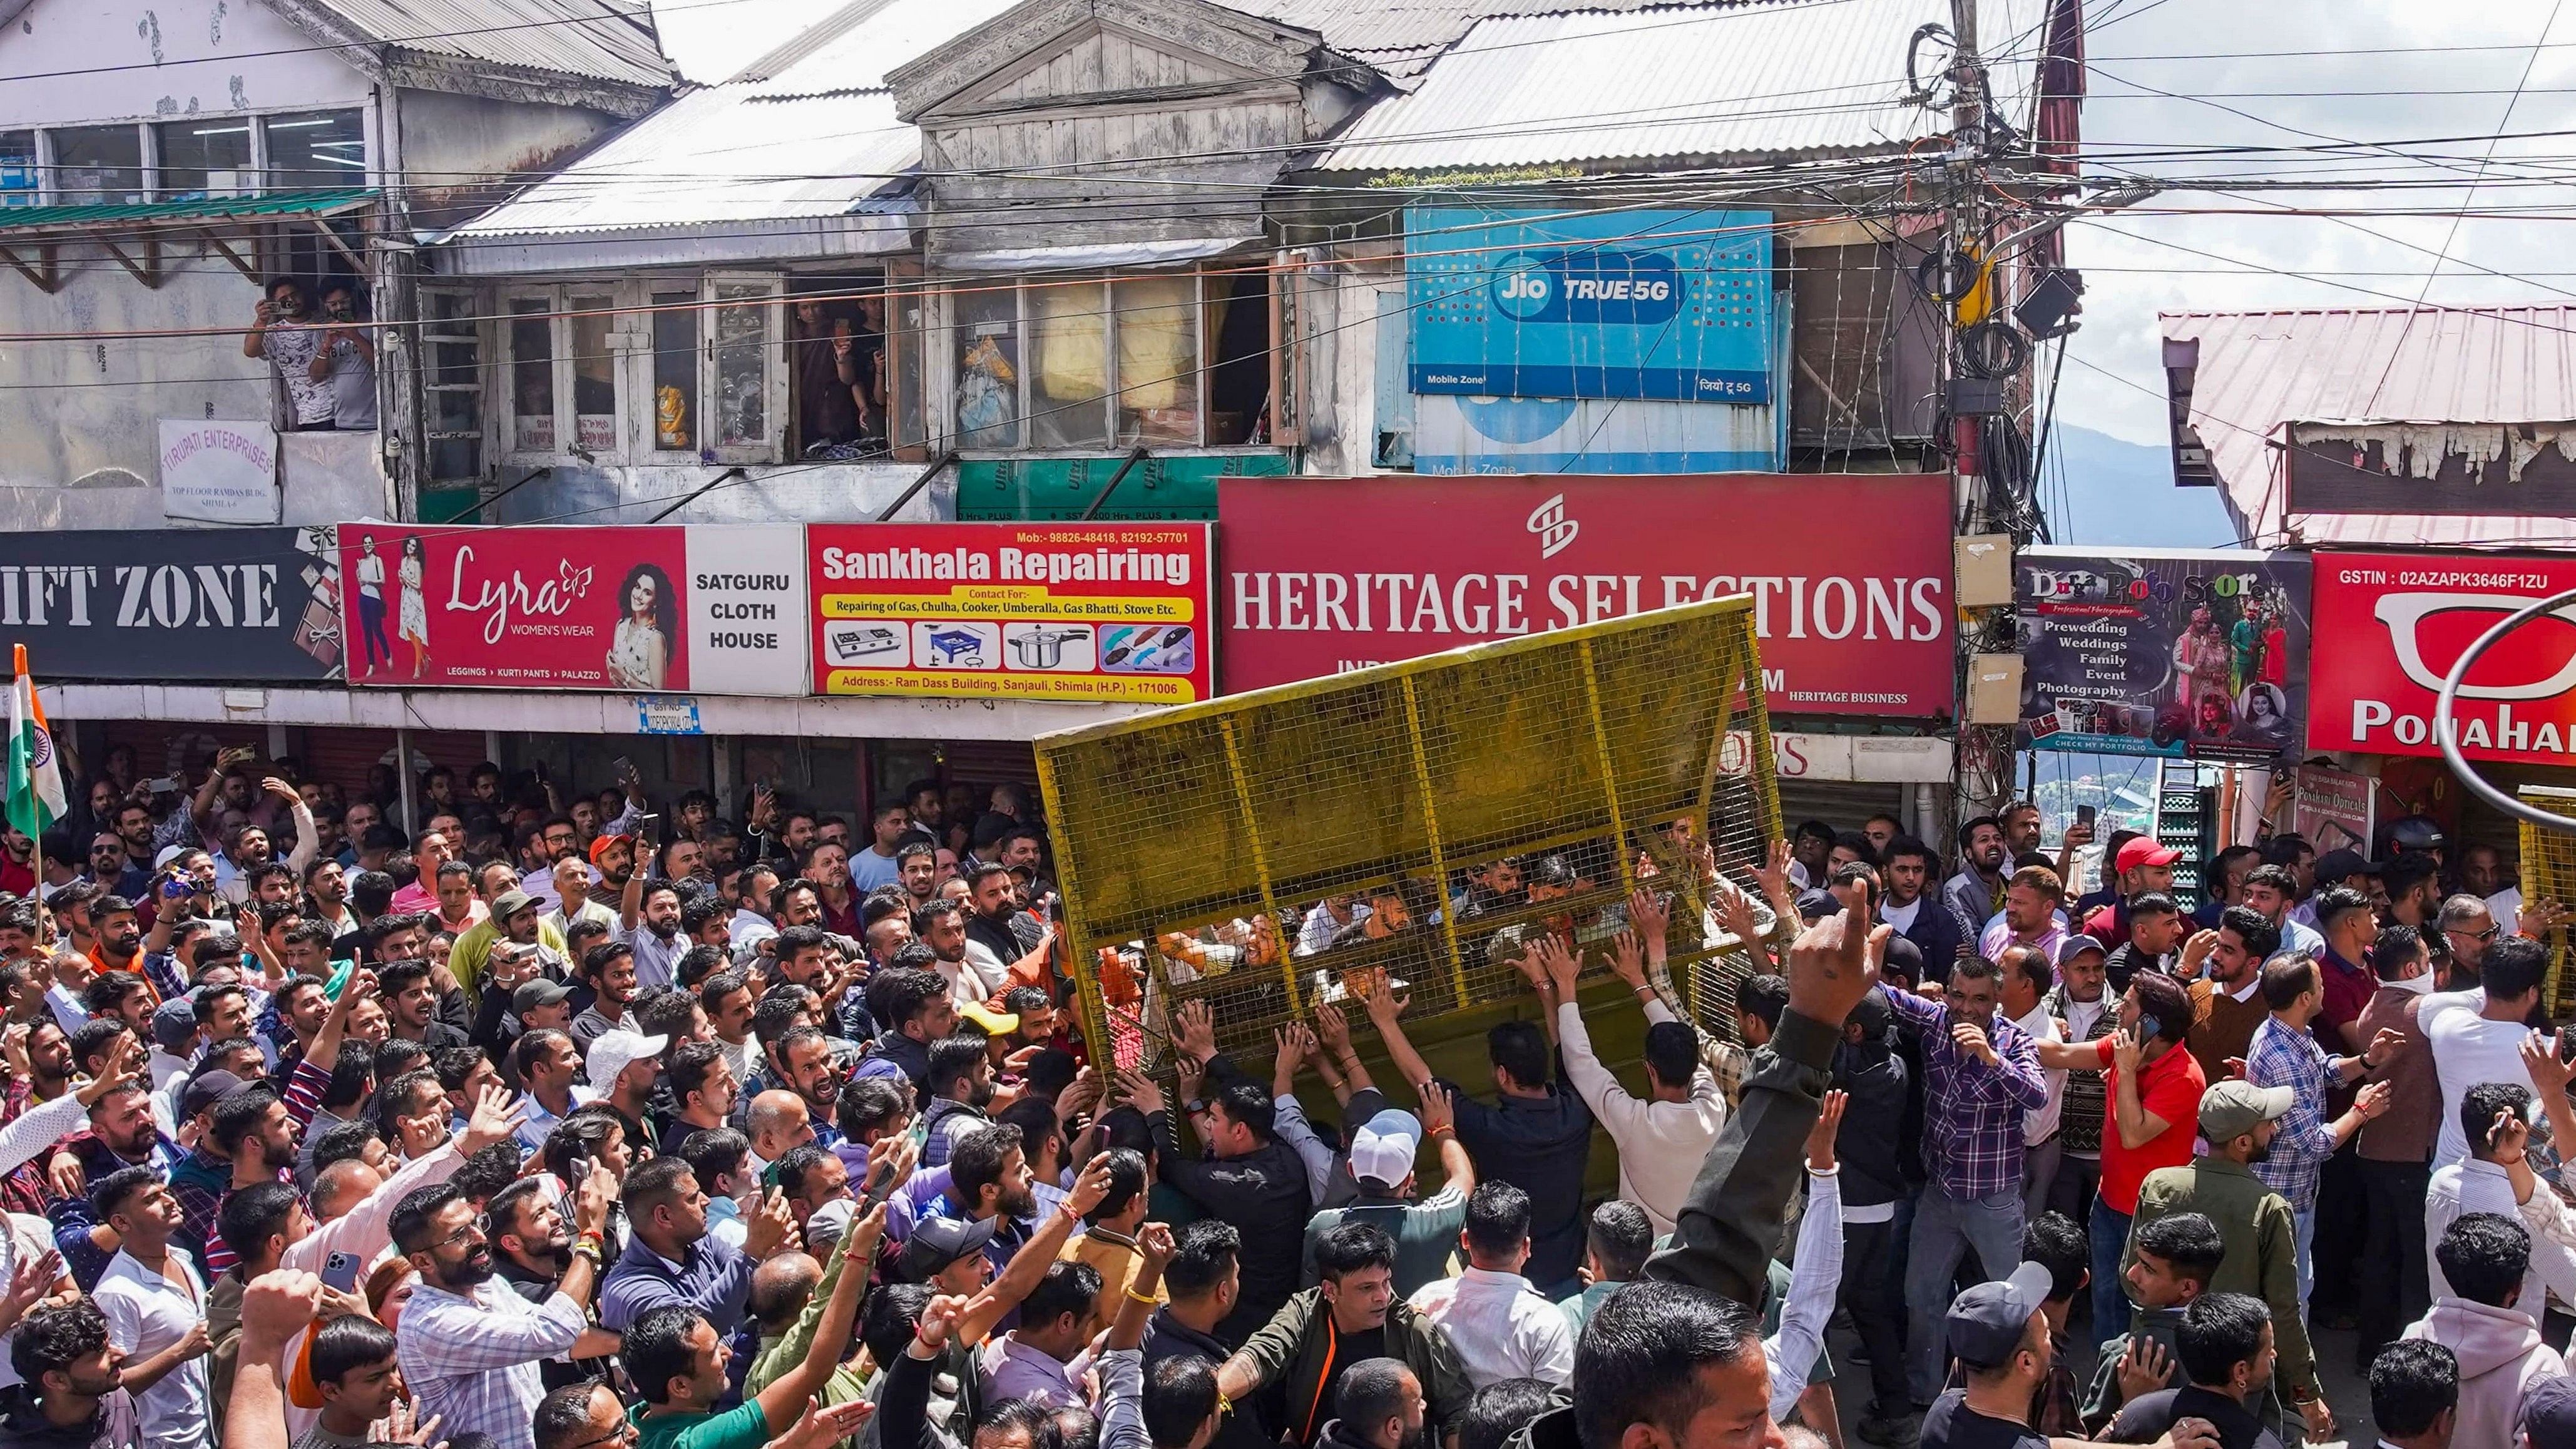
left=2045, top=423, right=2242, bottom=550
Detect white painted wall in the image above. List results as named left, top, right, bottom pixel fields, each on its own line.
left=0, top=0, right=371, bottom=129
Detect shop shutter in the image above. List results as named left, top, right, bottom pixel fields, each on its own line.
left=299, top=728, right=489, bottom=798
left=1774, top=779, right=1907, bottom=835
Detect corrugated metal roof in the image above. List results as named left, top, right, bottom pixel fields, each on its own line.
left=0, top=188, right=374, bottom=232
left=744, top=0, right=1027, bottom=97
left=302, top=0, right=673, bottom=88
left=1316, top=0, right=2044, bottom=170
left=2164, top=306, right=2576, bottom=550
left=1225, top=0, right=1662, bottom=75
left=449, top=86, right=916, bottom=236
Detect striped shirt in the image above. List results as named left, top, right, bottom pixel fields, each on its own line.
left=2246, top=1016, right=2338, bottom=1209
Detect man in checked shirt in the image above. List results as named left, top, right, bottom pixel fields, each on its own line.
left=1878, top=950, right=2049, bottom=1410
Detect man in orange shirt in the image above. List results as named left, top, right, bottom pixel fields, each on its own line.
left=2034, top=967, right=2205, bottom=1338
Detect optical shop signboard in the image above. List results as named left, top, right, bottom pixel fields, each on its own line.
left=2310, top=550, right=2576, bottom=765
left=808, top=524, right=1215, bottom=704
left=336, top=525, right=809, bottom=694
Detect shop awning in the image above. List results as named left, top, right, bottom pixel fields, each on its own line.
left=937, top=237, right=1257, bottom=274
left=0, top=189, right=377, bottom=292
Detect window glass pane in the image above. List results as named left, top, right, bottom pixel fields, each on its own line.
left=51, top=126, right=143, bottom=204
left=263, top=111, right=365, bottom=191
left=509, top=299, right=556, bottom=454
left=652, top=291, right=698, bottom=450
left=0, top=133, right=38, bottom=207
left=1117, top=275, right=1199, bottom=444
left=570, top=294, right=616, bottom=453
left=712, top=282, right=770, bottom=450
left=953, top=283, right=1020, bottom=448
left=426, top=292, right=484, bottom=482
left=154, top=119, right=252, bottom=200
left=892, top=278, right=925, bottom=451
left=1030, top=279, right=1109, bottom=447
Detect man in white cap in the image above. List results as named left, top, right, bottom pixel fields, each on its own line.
left=585, top=1027, right=668, bottom=1157
left=1297, top=1087, right=1472, bottom=1298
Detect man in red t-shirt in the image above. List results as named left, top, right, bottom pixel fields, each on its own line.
left=2034, top=966, right=2204, bottom=1337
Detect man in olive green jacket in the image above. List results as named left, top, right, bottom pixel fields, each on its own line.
left=2119, top=1080, right=2327, bottom=1437
left=1219, top=1219, right=1471, bottom=1447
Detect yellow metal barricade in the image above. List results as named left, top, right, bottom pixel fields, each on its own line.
left=1036, top=595, right=1785, bottom=1073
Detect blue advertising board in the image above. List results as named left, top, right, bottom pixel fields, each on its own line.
left=1406, top=206, right=1774, bottom=403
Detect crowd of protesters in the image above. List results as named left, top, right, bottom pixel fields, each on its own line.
left=0, top=744, right=2558, bottom=1449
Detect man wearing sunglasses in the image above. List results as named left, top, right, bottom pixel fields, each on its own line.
left=2435, top=894, right=2502, bottom=981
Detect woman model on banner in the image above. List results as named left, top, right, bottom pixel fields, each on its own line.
left=398, top=535, right=430, bottom=678
left=606, top=562, right=677, bottom=690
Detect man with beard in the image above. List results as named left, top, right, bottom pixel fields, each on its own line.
left=1878, top=836, right=1963, bottom=987
left=727, top=864, right=779, bottom=968
left=918, top=897, right=1006, bottom=1011
left=1216, top=1222, right=1469, bottom=1448
left=2184, top=907, right=2279, bottom=1084
left=621, top=881, right=688, bottom=994
left=379, top=961, right=473, bottom=1053
left=1316, top=1358, right=1428, bottom=1449
left=2122, top=1080, right=2328, bottom=1438
left=959, top=864, right=1049, bottom=1004
left=514, top=815, right=580, bottom=915
left=919, top=1035, right=996, bottom=1169
left=896, top=843, right=938, bottom=913
left=391, top=1168, right=616, bottom=1449
left=1943, top=816, right=2009, bottom=970
left=89, top=830, right=146, bottom=903
left=657, top=1040, right=739, bottom=1155
left=451, top=891, right=569, bottom=1014
left=0, top=1299, right=140, bottom=1449
left=82, top=898, right=150, bottom=1008
left=924, top=1121, right=1042, bottom=1282
left=598, top=1155, right=795, bottom=1333
left=569, top=943, right=640, bottom=1055
left=301, top=858, right=355, bottom=940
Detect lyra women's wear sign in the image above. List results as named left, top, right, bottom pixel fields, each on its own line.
left=334, top=525, right=810, bottom=695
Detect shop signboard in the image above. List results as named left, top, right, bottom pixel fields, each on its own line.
left=2310, top=550, right=2576, bottom=765
left=2016, top=547, right=2311, bottom=762
left=1406, top=206, right=1775, bottom=403
left=158, top=419, right=280, bottom=525
left=1217, top=474, right=1953, bottom=716
left=2287, top=761, right=2373, bottom=856
left=0, top=526, right=340, bottom=681
left=807, top=523, right=1215, bottom=704
left=337, top=525, right=809, bottom=694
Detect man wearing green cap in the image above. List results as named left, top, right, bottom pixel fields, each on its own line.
left=2121, top=1078, right=2328, bottom=1440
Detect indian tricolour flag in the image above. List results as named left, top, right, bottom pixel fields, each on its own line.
left=6, top=647, right=63, bottom=841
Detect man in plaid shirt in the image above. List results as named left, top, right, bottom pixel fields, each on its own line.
left=2242, top=954, right=2394, bottom=1313
left=1878, top=954, right=2048, bottom=1406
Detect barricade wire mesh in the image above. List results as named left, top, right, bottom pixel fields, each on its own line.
left=2518, top=785, right=2576, bottom=1016
left=1036, top=596, right=1786, bottom=1076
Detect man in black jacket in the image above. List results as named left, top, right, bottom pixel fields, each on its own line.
left=1834, top=990, right=1914, bottom=1443
left=1119, top=1006, right=1312, bottom=1348
left=1882, top=837, right=1965, bottom=988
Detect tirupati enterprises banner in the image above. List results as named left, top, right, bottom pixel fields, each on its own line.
left=1405, top=206, right=1776, bottom=403
left=2016, top=546, right=2311, bottom=762
left=0, top=526, right=341, bottom=681
left=807, top=523, right=1215, bottom=705
left=1217, top=474, right=1953, bottom=716
left=337, top=525, right=809, bottom=694
left=2309, top=550, right=2576, bottom=765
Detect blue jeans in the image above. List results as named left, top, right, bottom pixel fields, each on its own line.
left=2090, top=1196, right=2132, bottom=1348
left=1905, top=1184, right=2027, bottom=1403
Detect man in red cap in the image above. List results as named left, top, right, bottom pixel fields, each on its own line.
left=2083, top=836, right=2183, bottom=947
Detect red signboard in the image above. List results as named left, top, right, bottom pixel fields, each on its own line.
left=2311, top=550, right=2576, bottom=765
left=808, top=523, right=1215, bottom=705
left=1217, top=474, right=1955, bottom=715
left=341, top=525, right=692, bottom=690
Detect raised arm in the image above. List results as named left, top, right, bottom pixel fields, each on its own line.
left=2107, top=1030, right=2173, bottom=1151
left=1309, top=1001, right=1374, bottom=1105
left=267, top=778, right=320, bottom=876
left=1419, top=1081, right=1473, bottom=1200
left=1649, top=891, right=1884, bottom=1305
left=954, top=1152, right=1113, bottom=1347
left=750, top=1201, right=886, bottom=1431
left=1766, top=1093, right=1848, bottom=1421
left=1361, top=976, right=1436, bottom=1094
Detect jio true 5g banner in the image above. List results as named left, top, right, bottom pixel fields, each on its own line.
left=1406, top=206, right=1776, bottom=403
left=2016, top=546, right=2312, bottom=762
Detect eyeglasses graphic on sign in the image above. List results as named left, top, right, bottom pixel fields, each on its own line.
left=2373, top=590, right=2576, bottom=699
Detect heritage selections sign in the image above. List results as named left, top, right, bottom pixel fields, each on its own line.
left=1405, top=207, right=1777, bottom=403
left=2310, top=550, right=2576, bottom=765
left=2016, top=547, right=2311, bottom=762
left=807, top=523, right=1215, bottom=704
left=0, top=526, right=341, bottom=681
left=337, top=525, right=808, bottom=694
left=1217, top=474, right=1954, bottom=716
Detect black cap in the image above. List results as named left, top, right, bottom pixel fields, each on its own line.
left=899, top=1214, right=999, bottom=1280
left=1794, top=889, right=1838, bottom=922
left=178, top=1069, right=248, bottom=1122
left=2311, top=848, right=2383, bottom=884
left=1880, top=935, right=1924, bottom=985
left=1945, top=1262, right=2055, bottom=1368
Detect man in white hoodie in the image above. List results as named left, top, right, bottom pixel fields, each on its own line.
left=2402, top=1212, right=2562, bottom=1449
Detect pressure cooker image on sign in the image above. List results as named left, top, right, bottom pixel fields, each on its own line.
left=1003, top=623, right=1097, bottom=672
